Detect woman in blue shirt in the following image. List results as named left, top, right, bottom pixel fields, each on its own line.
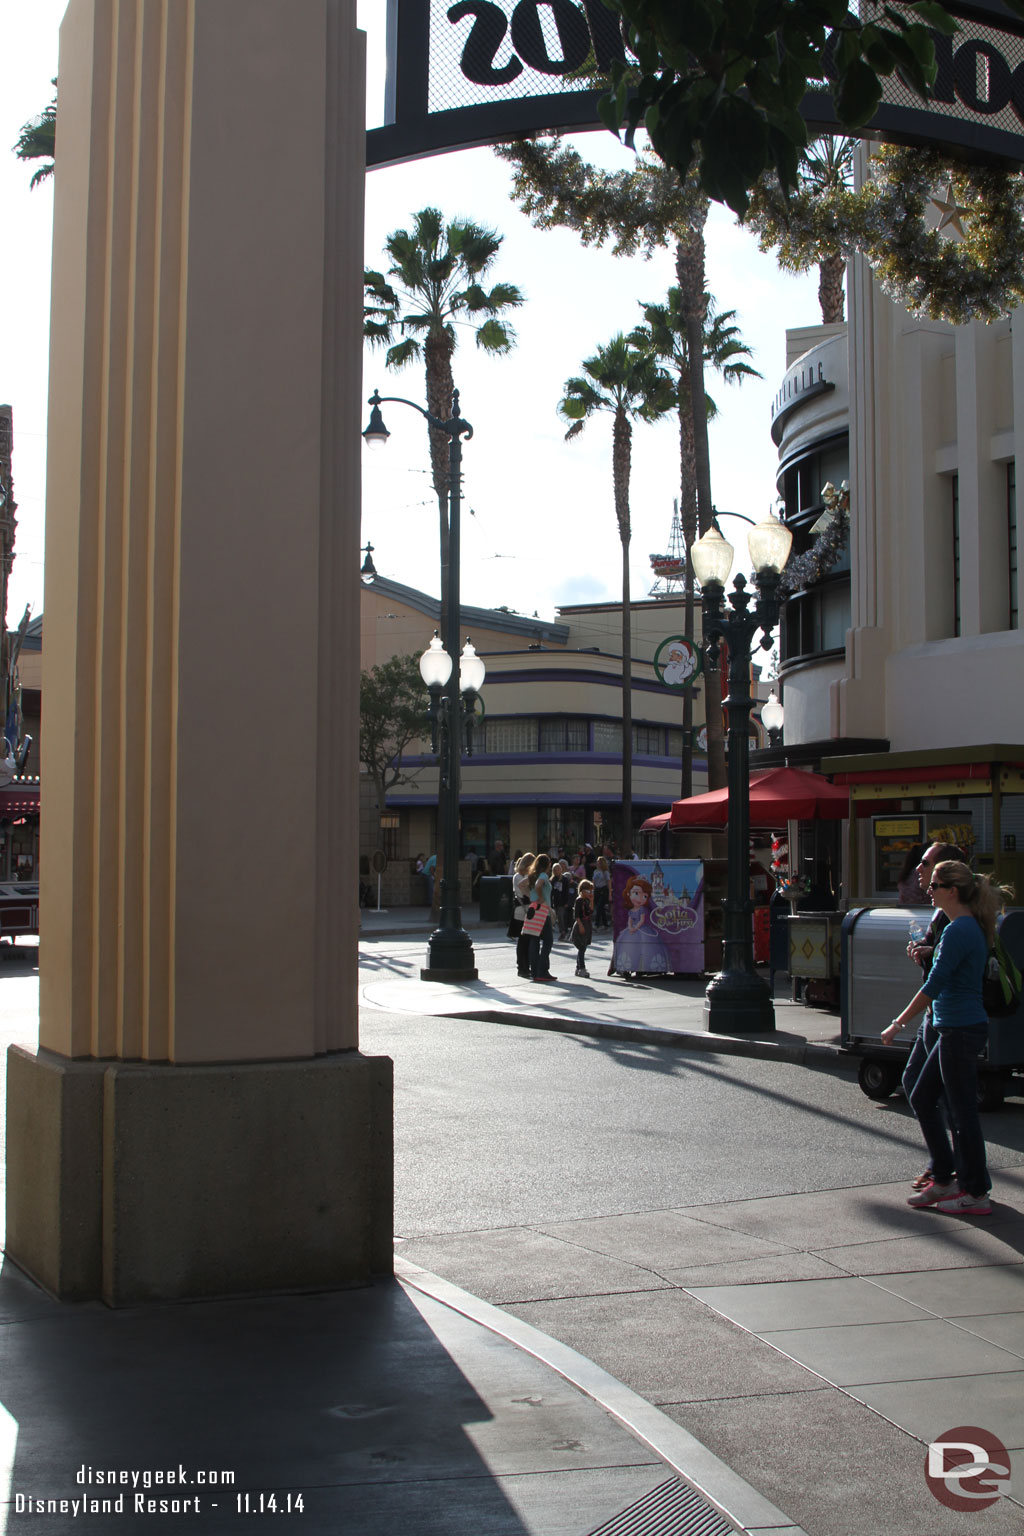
left=883, top=861, right=1012, bottom=1216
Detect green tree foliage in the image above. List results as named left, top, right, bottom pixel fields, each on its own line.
left=598, top=0, right=1008, bottom=215
left=359, top=652, right=429, bottom=815
left=13, top=83, right=56, bottom=189
left=560, top=335, right=674, bottom=848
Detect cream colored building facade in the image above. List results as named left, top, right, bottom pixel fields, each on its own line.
left=360, top=574, right=722, bottom=900
left=774, top=256, right=1024, bottom=896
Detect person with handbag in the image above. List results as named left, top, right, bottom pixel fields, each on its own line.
left=883, top=861, right=1014, bottom=1216
left=523, top=853, right=555, bottom=982
left=570, top=879, right=594, bottom=978
left=510, top=851, right=535, bottom=975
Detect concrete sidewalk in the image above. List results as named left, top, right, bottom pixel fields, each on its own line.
left=3, top=935, right=1024, bottom=1534
left=360, top=907, right=845, bottom=1067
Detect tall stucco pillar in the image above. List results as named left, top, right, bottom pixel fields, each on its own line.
left=4, top=0, right=392, bottom=1304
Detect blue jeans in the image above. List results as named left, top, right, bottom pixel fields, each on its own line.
left=529, top=917, right=553, bottom=978
left=906, top=1022, right=990, bottom=1196
left=902, top=1016, right=951, bottom=1173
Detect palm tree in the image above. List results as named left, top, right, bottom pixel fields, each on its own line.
left=745, top=136, right=856, bottom=323
left=559, top=335, right=674, bottom=852
left=364, top=208, right=523, bottom=619
left=14, top=83, right=57, bottom=189
left=631, top=287, right=760, bottom=793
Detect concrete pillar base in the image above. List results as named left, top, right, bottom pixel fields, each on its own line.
left=5, top=1046, right=393, bottom=1306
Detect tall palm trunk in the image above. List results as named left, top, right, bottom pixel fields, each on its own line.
left=424, top=333, right=455, bottom=629
left=818, top=253, right=846, bottom=322
left=678, top=377, right=697, bottom=798
left=676, top=228, right=726, bottom=790
left=612, top=409, right=633, bottom=853
left=424, top=334, right=455, bottom=904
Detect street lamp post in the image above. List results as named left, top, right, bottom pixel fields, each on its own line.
left=690, top=512, right=792, bottom=1034
left=363, top=387, right=480, bottom=981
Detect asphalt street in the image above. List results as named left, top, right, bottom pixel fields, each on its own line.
left=360, top=933, right=1024, bottom=1240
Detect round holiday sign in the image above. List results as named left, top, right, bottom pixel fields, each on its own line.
left=654, top=636, right=702, bottom=689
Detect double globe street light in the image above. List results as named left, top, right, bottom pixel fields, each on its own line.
left=363, top=388, right=482, bottom=981
left=689, top=510, right=793, bottom=1034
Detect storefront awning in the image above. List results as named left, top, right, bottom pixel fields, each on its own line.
left=669, top=766, right=850, bottom=828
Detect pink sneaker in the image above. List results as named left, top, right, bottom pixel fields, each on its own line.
left=934, top=1191, right=993, bottom=1216
left=907, top=1181, right=957, bottom=1208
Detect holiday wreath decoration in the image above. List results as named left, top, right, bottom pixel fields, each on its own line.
left=858, top=147, right=1024, bottom=324
left=780, top=481, right=850, bottom=595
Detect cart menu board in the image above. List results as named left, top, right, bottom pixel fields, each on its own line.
left=873, top=813, right=975, bottom=895
left=610, top=860, right=704, bottom=975
left=873, top=817, right=925, bottom=895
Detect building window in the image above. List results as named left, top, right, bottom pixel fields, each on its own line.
left=538, top=809, right=585, bottom=856
left=633, top=724, right=665, bottom=755
left=593, top=721, right=623, bottom=753
left=482, top=717, right=539, bottom=753
left=539, top=718, right=589, bottom=753
left=952, top=474, right=961, bottom=637
left=1009, top=461, right=1018, bottom=630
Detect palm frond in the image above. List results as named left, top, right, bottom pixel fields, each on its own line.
left=474, top=318, right=516, bottom=353
left=385, top=338, right=421, bottom=370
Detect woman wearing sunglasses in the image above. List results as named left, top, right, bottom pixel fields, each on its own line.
left=882, top=861, right=1013, bottom=1216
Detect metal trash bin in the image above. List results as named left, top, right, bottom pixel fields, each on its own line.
left=478, top=875, right=513, bottom=923
left=841, top=906, right=1024, bottom=1108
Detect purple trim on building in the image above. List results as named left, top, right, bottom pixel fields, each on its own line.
left=488, top=668, right=672, bottom=694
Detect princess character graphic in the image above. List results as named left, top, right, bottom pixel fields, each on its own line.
left=613, top=875, right=669, bottom=977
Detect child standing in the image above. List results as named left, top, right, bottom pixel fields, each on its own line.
left=570, top=879, right=594, bottom=978
left=592, top=856, right=610, bottom=928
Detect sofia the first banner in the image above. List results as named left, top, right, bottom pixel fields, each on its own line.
left=610, top=860, right=704, bottom=977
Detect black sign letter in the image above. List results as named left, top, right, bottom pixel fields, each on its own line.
left=511, top=0, right=591, bottom=76
left=449, top=1, right=523, bottom=86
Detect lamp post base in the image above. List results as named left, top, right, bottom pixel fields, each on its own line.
left=704, top=968, right=776, bottom=1034
left=421, top=925, right=478, bottom=984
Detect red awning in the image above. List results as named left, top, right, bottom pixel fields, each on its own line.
left=639, top=812, right=671, bottom=832
left=669, top=766, right=849, bottom=829
left=0, top=786, right=40, bottom=819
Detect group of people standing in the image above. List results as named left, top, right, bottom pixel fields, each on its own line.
left=508, top=851, right=599, bottom=982
left=883, top=841, right=1013, bottom=1217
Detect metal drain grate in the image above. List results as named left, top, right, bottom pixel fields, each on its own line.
left=584, top=1477, right=739, bottom=1536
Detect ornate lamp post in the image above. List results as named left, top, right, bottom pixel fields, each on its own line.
left=690, top=511, right=792, bottom=1033
left=363, top=388, right=481, bottom=981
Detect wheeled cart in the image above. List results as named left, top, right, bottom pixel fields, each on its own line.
left=840, top=906, right=1024, bottom=1110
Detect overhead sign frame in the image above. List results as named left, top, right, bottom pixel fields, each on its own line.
left=367, top=0, right=1024, bottom=170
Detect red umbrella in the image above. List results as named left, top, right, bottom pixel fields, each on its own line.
left=669, top=765, right=849, bottom=828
